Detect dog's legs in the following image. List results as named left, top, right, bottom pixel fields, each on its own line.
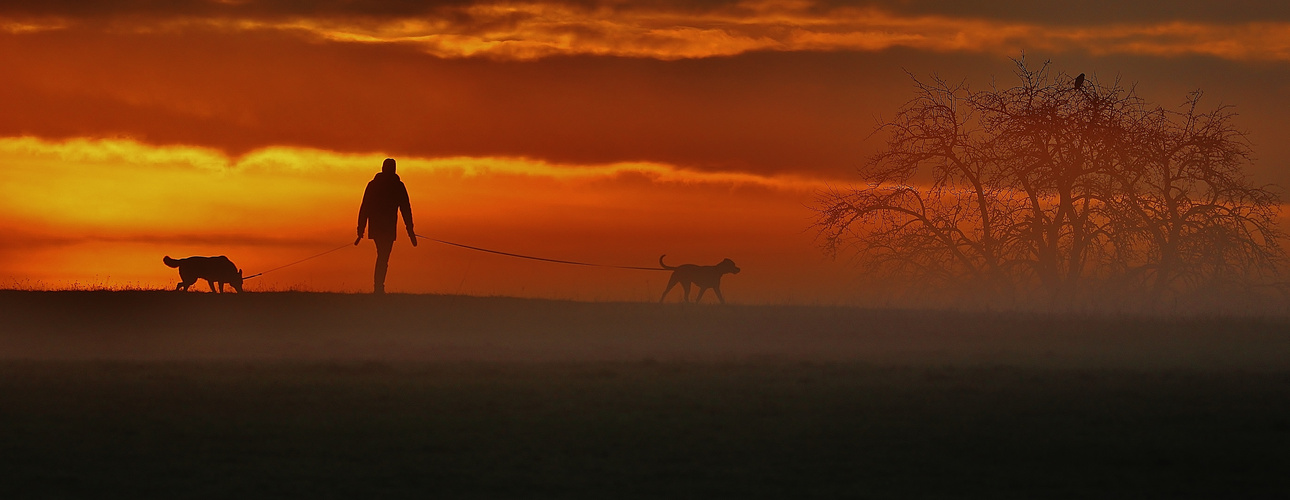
left=713, top=287, right=725, bottom=304
left=218, top=282, right=226, bottom=293
left=680, top=283, right=691, bottom=303
left=695, top=287, right=707, bottom=303
left=207, top=279, right=218, bottom=293
left=177, top=271, right=195, bottom=291
left=660, top=278, right=679, bottom=303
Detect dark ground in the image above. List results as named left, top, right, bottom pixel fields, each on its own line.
left=1, top=291, right=1288, bottom=498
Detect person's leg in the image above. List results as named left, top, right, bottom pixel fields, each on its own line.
left=373, top=238, right=394, bottom=294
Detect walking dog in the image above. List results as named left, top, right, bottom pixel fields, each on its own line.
left=658, top=255, right=740, bottom=304
left=163, top=255, right=244, bottom=293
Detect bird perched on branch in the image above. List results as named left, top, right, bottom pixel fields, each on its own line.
left=1074, top=73, right=1085, bottom=90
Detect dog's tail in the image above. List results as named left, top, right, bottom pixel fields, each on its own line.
left=658, top=254, right=677, bottom=270
left=163, top=256, right=182, bottom=268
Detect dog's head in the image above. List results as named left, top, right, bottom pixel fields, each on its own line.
left=718, top=258, right=740, bottom=275
left=231, top=269, right=244, bottom=293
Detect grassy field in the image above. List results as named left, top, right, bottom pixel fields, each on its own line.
left=1, top=291, right=1288, bottom=498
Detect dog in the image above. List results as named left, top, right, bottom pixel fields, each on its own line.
left=163, top=255, right=244, bottom=293
left=658, top=254, right=740, bottom=304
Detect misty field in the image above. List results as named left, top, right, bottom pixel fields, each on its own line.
left=2, top=291, right=1288, bottom=498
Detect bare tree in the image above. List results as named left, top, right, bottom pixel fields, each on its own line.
left=1114, top=92, right=1285, bottom=300
left=815, top=58, right=1285, bottom=308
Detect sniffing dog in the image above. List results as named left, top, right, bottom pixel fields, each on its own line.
left=658, top=255, right=740, bottom=304
left=163, top=255, right=244, bottom=293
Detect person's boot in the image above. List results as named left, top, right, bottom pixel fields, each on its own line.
left=374, top=283, right=385, bottom=295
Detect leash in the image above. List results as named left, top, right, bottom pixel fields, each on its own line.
left=416, top=233, right=666, bottom=271
left=241, top=233, right=666, bottom=282
left=242, top=242, right=354, bottom=280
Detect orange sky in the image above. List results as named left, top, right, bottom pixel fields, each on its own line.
left=3, top=0, right=1290, bottom=302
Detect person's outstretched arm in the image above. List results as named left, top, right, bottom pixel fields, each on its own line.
left=399, top=183, right=416, bottom=246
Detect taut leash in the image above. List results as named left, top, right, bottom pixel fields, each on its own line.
left=241, top=233, right=666, bottom=282
left=416, top=233, right=666, bottom=271
left=242, top=242, right=353, bottom=280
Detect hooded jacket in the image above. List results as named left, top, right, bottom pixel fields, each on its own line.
left=357, top=171, right=413, bottom=241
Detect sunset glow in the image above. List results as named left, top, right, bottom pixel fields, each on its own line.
left=7, top=4, right=1290, bottom=496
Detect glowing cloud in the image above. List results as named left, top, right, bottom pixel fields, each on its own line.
left=0, top=136, right=824, bottom=188
left=291, top=9, right=1290, bottom=62
left=8, top=1, right=1290, bottom=61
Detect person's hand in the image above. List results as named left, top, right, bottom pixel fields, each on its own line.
left=408, top=230, right=418, bottom=247
left=354, top=236, right=363, bottom=246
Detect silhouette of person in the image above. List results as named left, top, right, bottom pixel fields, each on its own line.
left=355, top=158, right=416, bottom=294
